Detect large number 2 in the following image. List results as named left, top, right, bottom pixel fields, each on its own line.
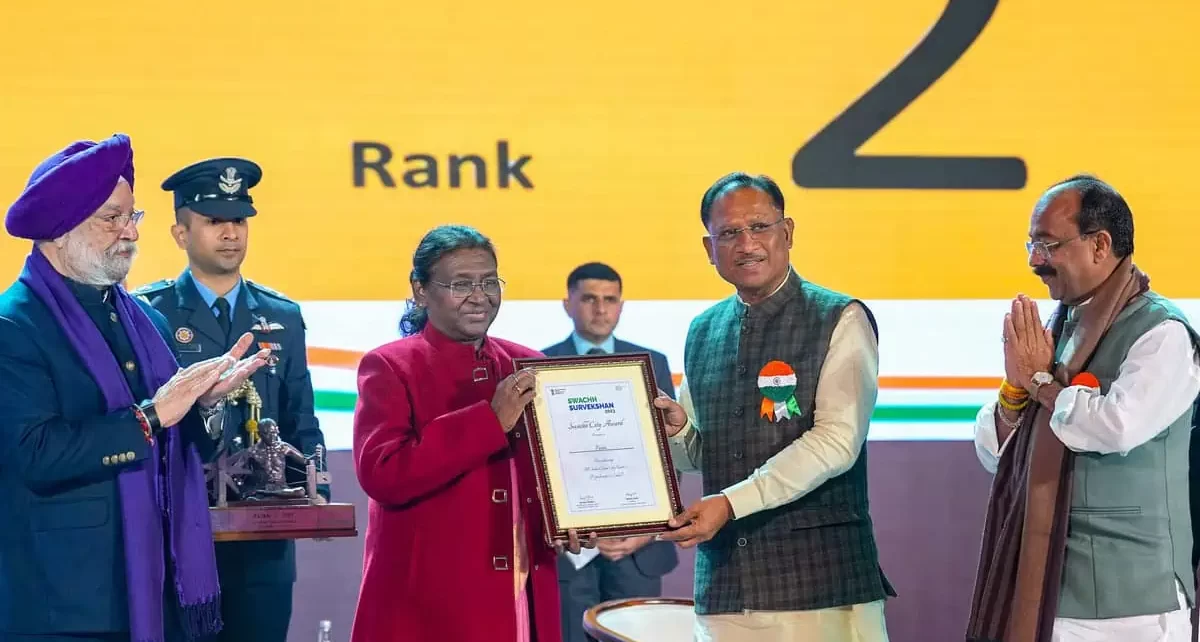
left=791, top=0, right=1026, bottom=190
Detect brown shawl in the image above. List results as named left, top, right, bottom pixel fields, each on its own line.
left=966, top=257, right=1150, bottom=642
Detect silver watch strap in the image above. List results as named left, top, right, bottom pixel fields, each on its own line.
left=199, top=400, right=225, bottom=440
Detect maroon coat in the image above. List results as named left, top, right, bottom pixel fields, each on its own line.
left=350, top=324, right=561, bottom=642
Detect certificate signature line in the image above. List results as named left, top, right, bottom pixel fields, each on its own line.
left=569, top=447, right=636, bottom=454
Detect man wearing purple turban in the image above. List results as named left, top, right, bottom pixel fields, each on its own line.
left=0, top=133, right=270, bottom=642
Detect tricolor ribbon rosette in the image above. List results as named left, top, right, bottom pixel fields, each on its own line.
left=758, top=360, right=802, bottom=421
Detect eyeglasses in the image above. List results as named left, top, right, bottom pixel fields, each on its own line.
left=707, top=218, right=786, bottom=246
left=431, top=277, right=505, bottom=297
left=1025, top=231, right=1096, bottom=261
left=93, top=209, right=145, bottom=232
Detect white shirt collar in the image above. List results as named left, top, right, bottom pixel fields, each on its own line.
left=736, top=272, right=790, bottom=306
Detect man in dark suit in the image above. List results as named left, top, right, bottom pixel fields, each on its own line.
left=133, top=158, right=327, bottom=642
left=0, top=134, right=266, bottom=642
left=542, top=262, right=679, bottom=642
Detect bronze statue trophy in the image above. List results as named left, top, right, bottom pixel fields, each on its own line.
left=206, top=414, right=356, bottom=542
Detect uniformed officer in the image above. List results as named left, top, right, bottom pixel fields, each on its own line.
left=132, top=157, right=327, bottom=642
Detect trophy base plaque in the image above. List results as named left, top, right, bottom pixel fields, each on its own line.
left=210, top=502, right=357, bottom=542
left=204, top=415, right=355, bottom=541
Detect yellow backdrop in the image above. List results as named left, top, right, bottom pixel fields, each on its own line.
left=1, top=1, right=1196, bottom=300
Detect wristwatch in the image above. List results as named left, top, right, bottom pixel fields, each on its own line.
left=198, top=400, right=226, bottom=440
left=197, top=399, right=224, bottom=419
left=1029, top=371, right=1054, bottom=397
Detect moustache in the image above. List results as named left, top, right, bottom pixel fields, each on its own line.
left=1033, top=266, right=1056, bottom=277
left=107, top=241, right=137, bottom=257
left=735, top=254, right=768, bottom=264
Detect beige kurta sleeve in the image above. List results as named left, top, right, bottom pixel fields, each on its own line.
left=666, top=378, right=702, bottom=473
left=720, top=302, right=878, bottom=519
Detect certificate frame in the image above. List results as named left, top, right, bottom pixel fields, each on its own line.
left=513, top=352, right=684, bottom=543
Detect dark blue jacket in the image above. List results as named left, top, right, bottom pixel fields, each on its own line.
left=0, top=271, right=213, bottom=636
left=135, top=270, right=325, bottom=587
left=541, top=336, right=677, bottom=401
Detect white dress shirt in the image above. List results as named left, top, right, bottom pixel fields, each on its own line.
left=973, top=318, right=1200, bottom=641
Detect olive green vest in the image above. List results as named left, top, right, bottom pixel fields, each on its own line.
left=1057, top=292, right=1198, bottom=618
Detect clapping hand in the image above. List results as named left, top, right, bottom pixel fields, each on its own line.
left=197, top=332, right=271, bottom=408
left=150, top=333, right=266, bottom=427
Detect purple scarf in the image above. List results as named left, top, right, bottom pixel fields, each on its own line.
left=20, top=247, right=220, bottom=642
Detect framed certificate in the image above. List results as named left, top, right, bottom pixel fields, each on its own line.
left=513, top=352, right=684, bottom=543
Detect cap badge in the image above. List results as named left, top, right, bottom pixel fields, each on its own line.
left=218, top=167, right=242, bottom=195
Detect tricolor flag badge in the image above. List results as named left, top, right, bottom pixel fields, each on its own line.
left=758, top=360, right=801, bottom=422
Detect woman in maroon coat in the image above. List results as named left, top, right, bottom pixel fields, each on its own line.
left=350, top=225, right=584, bottom=642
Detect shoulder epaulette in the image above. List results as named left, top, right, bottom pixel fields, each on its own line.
left=246, top=280, right=295, bottom=303
left=130, top=278, right=174, bottom=297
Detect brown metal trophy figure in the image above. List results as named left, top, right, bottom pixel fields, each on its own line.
left=246, top=420, right=308, bottom=499
left=205, top=380, right=355, bottom=541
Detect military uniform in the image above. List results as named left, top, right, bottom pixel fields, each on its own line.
left=132, top=158, right=327, bottom=642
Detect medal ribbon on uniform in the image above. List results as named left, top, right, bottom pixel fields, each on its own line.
left=758, top=360, right=801, bottom=422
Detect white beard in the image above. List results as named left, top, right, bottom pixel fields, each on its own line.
left=60, top=231, right=137, bottom=286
